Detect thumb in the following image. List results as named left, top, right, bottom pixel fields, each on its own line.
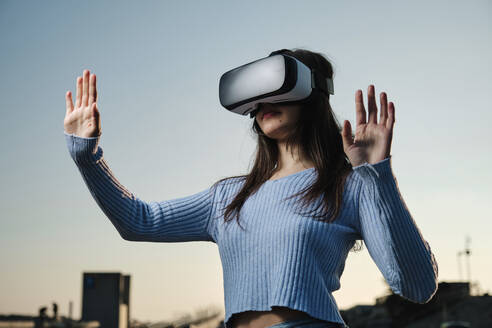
left=341, top=120, right=353, bottom=149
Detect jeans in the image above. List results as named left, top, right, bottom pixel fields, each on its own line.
left=265, top=318, right=347, bottom=328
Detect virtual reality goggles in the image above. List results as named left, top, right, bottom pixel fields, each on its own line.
left=219, top=49, right=334, bottom=118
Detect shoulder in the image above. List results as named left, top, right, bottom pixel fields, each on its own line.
left=210, top=175, right=247, bottom=197
left=213, top=175, right=246, bottom=188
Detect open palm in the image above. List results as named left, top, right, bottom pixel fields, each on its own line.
left=63, top=69, right=101, bottom=138
left=341, top=85, right=395, bottom=167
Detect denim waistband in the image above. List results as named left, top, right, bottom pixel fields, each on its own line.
left=265, top=318, right=347, bottom=328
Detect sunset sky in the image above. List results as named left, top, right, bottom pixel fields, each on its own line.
left=0, top=0, right=490, bottom=323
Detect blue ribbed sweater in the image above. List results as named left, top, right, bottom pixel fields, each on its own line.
left=64, top=132, right=438, bottom=328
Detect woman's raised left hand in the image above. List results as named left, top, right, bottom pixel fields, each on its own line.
left=341, top=85, right=395, bottom=167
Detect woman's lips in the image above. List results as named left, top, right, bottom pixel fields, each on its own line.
left=263, top=112, right=280, bottom=119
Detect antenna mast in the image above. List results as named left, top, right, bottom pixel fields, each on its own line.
left=457, top=235, right=472, bottom=291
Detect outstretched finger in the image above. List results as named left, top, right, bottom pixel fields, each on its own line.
left=82, top=69, right=90, bottom=107
left=355, top=89, right=366, bottom=126
left=75, top=76, right=82, bottom=108
left=65, top=91, right=74, bottom=115
left=367, top=85, right=378, bottom=124
left=386, top=102, right=396, bottom=130
left=89, top=73, right=97, bottom=107
left=379, top=92, right=388, bottom=126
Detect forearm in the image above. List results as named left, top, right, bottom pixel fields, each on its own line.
left=353, top=156, right=439, bottom=303
left=64, top=131, right=145, bottom=240
left=64, top=132, right=217, bottom=243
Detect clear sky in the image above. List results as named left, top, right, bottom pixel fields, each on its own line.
left=1, top=0, right=490, bottom=323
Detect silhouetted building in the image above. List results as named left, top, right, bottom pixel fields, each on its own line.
left=81, top=272, right=131, bottom=328
left=340, top=281, right=492, bottom=328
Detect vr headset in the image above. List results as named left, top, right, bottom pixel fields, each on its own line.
left=219, top=49, right=334, bottom=118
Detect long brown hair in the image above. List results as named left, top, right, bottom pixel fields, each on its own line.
left=212, top=48, right=363, bottom=252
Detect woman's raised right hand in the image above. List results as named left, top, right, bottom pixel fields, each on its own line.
left=64, top=69, right=102, bottom=138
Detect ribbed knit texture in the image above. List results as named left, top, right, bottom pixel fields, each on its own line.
left=64, top=132, right=438, bottom=328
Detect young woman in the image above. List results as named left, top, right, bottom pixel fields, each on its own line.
left=63, top=49, right=438, bottom=328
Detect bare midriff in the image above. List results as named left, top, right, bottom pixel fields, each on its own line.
left=228, top=306, right=315, bottom=328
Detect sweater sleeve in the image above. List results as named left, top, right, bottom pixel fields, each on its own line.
left=352, top=155, right=438, bottom=303
left=64, top=131, right=217, bottom=243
